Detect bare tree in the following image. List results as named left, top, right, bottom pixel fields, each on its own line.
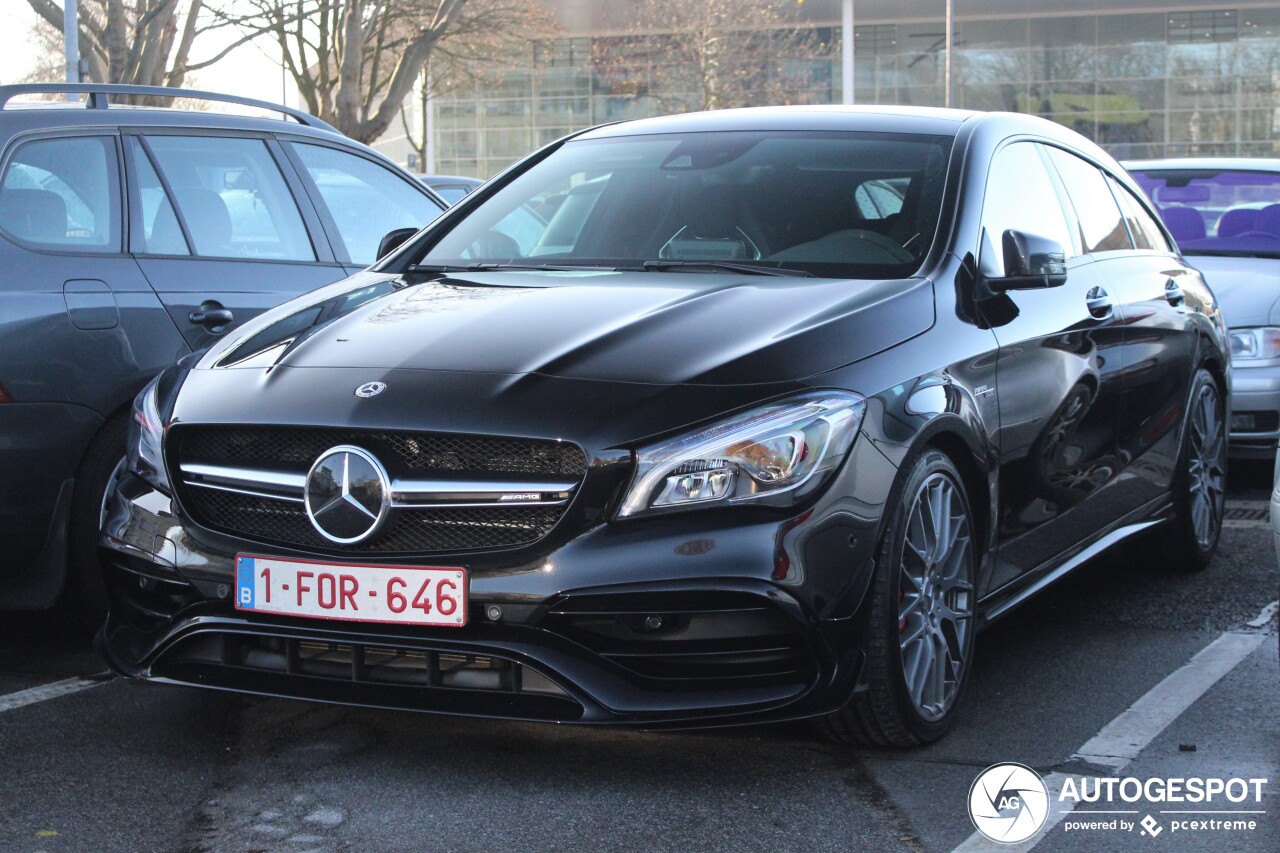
left=11, top=22, right=65, bottom=85
left=23, top=1, right=278, bottom=99
left=227, top=0, right=556, bottom=145
left=596, top=0, right=829, bottom=113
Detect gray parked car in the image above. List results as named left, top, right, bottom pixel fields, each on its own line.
left=1125, top=158, right=1280, bottom=457
left=417, top=174, right=483, bottom=205
left=0, top=83, right=446, bottom=618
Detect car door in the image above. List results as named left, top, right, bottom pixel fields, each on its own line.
left=1045, top=148, right=1200, bottom=510
left=978, top=141, right=1129, bottom=592
left=0, top=132, right=187, bottom=574
left=281, top=140, right=447, bottom=275
left=1103, top=170, right=1201, bottom=500
left=124, top=131, right=347, bottom=350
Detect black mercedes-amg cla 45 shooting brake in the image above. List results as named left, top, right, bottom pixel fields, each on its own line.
left=100, top=106, right=1229, bottom=746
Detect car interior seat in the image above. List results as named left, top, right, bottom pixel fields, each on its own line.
left=1217, top=207, right=1258, bottom=238
left=0, top=188, right=68, bottom=243
left=1256, top=203, right=1280, bottom=237
left=1158, top=206, right=1206, bottom=242
left=148, top=199, right=191, bottom=255
left=170, top=187, right=234, bottom=255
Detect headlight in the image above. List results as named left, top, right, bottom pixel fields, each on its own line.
left=126, top=376, right=170, bottom=493
left=1229, top=327, right=1280, bottom=362
left=617, top=392, right=866, bottom=519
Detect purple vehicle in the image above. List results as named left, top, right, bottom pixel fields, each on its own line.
left=1126, top=159, right=1280, bottom=456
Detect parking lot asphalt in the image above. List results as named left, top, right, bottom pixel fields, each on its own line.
left=2, top=470, right=1276, bottom=853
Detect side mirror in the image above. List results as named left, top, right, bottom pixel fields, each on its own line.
left=376, top=227, right=419, bottom=261
left=987, top=230, right=1068, bottom=292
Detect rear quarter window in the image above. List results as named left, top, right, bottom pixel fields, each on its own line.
left=0, top=136, right=121, bottom=252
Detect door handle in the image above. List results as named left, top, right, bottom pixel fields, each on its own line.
left=1085, top=285, right=1114, bottom=320
left=1165, top=278, right=1185, bottom=306
left=189, top=300, right=234, bottom=334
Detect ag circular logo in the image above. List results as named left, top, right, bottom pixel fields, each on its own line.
left=968, top=763, right=1050, bottom=844
left=355, top=381, right=387, bottom=398
left=304, top=445, right=391, bottom=544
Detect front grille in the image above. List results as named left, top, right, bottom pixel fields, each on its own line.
left=183, top=489, right=563, bottom=553
left=171, top=425, right=587, bottom=555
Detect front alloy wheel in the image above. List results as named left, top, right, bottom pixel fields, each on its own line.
left=898, top=472, right=974, bottom=722
left=819, top=449, right=977, bottom=746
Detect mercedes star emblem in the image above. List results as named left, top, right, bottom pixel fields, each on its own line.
left=355, top=381, right=387, bottom=398
left=304, top=445, right=391, bottom=544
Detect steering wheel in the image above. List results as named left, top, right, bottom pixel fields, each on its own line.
left=466, top=229, right=522, bottom=259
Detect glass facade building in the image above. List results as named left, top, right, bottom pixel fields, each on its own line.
left=373, top=1, right=1280, bottom=178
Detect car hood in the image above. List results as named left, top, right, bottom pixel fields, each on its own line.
left=199, top=269, right=934, bottom=387
left=1184, top=254, right=1280, bottom=327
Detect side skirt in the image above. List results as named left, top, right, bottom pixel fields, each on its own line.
left=978, top=496, right=1173, bottom=625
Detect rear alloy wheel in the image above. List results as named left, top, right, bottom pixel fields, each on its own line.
left=1149, top=369, right=1226, bottom=572
left=819, top=449, right=976, bottom=746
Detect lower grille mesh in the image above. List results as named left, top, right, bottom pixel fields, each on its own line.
left=152, top=632, right=584, bottom=722
left=184, top=489, right=563, bottom=553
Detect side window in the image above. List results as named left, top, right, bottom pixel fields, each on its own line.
left=1106, top=175, right=1172, bottom=252
left=144, top=135, right=315, bottom=261
left=0, top=136, right=120, bottom=251
left=291, top=143, right=444, bottom=266
left=979, top=142, right=1075, bottom=276
left=128, top=138, right=188, bottom=256
left=1044, top=148, right=1132, bottom=254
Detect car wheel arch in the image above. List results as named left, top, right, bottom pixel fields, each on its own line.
left=867, top=414, right=994, bottom=566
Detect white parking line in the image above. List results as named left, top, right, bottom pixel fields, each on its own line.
left=952, top=630, right=1268, bottom=852
left=0, top=675, right=109, bottom=714
left=1247, top=600, right=1279, bottom=628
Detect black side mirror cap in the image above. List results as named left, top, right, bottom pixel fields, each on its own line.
left=985, top=230, right=1068, bottom=292
left=376, top=227, right=420, bottom=261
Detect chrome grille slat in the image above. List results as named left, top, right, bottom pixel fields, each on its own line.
left=179, top=462, right=577, bottom=508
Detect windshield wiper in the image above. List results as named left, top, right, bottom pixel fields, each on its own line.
left=407, top=262, right=617, bottom=274
left=636, top=259, right=812, bottom=277
left=465, top=262, right=620, bottom=272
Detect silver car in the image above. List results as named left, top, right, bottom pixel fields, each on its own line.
left=1126, top=158, right=1280, bottom=458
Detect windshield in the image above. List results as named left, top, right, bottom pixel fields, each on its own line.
left=416, top=130, right=954, bottom=280
left=1129, top=168, right=1280, bottom=258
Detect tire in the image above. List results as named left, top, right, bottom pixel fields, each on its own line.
left=818, top=449, right=978, bottom=746
left=1148, top=368, right=1227, bottom=573
left=64, top=413, right=129, bottom=628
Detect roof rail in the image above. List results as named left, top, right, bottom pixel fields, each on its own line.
left=0, top=83, right=338, bottom=133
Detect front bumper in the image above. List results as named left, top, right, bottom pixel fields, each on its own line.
left=1228, top=364, right=1280, bottom=457
left=98, top=471, right=882, bottom=728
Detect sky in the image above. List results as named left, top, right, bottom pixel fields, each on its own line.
left=0, top=1, right=299, bottom=107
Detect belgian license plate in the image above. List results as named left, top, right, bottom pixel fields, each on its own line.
left=234, top=554, right=467, bottom=627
